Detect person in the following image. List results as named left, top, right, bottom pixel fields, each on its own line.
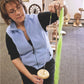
left=0, top=0, right=66, bottom=84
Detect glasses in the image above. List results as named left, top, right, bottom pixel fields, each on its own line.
left=8, top=4, right=22, bottom=15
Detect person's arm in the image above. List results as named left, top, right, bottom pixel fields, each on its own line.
left=6, top=33, right=43, bottom=84
left=38, top=12, right=58, bottom=31
left=12, top=58, right=43, bottom=84
left=38, top=2, right=67, bottom=31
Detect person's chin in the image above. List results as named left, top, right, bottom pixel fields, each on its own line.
left=20, top=19, right=24, bottom=22
left=17, top=18, right=24, bottom=23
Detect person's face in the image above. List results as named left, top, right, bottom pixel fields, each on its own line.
left=5, top=1, right=25, bottom=24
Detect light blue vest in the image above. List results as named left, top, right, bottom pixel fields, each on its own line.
left=6, top=14, right=53, bottom=69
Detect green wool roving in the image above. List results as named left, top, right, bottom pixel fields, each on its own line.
left=54, top=8, right=64, bottom=84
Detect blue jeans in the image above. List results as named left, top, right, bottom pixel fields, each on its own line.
left=20, top=58, right=55, bottom=84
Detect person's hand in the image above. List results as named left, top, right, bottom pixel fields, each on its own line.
left=48, top=0, right=65, bottom=17
left=48, top=0, right=67, bottom=17
left=48, top=0, right=64, bottom=13
left=30, top=74, right=43, bottom=84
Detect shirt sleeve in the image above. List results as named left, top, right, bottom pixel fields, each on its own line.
left=38, top=12, right=58, bottom=31
left=6, top=33, right=20, bottom=60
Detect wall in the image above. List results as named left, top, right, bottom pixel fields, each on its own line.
left=65, top=0, right=84, bottom=19
left=82, top=0, right=84, bottom=19
left=0, top=13, right=5, bottom=23
left=44, top=0, right=53, bottom=11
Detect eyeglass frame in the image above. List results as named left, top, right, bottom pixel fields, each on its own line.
left=7, top=3, right=22, bottom=15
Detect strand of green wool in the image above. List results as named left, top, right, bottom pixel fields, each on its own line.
left=54, top=8, right=64, bottom=84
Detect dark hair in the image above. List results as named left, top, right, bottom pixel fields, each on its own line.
left=0, top=0, right=27, bottom=25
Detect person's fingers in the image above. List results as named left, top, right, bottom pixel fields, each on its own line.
left=57, top=2, right=63, bottom=10
left=31, top=75, right=41, bottom=84
left=59, top=1, right=64, bottom=9
left=48, top=4, right=54, bottom=12
left=48, top=1, right=65, bottom=13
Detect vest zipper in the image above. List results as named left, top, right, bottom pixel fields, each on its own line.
left=29, top=40, right=39, bottom=68
left=32, top=46, right=35, bottom=54
left=32, top=46, right=39, bottom=68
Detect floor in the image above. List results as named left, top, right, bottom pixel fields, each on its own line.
left=59, top=26, right=84, bottom=84
left=0, top=23, right=84, bottom=84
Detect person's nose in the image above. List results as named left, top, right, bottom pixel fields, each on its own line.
left=15, top=9, right=20, bottom=15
